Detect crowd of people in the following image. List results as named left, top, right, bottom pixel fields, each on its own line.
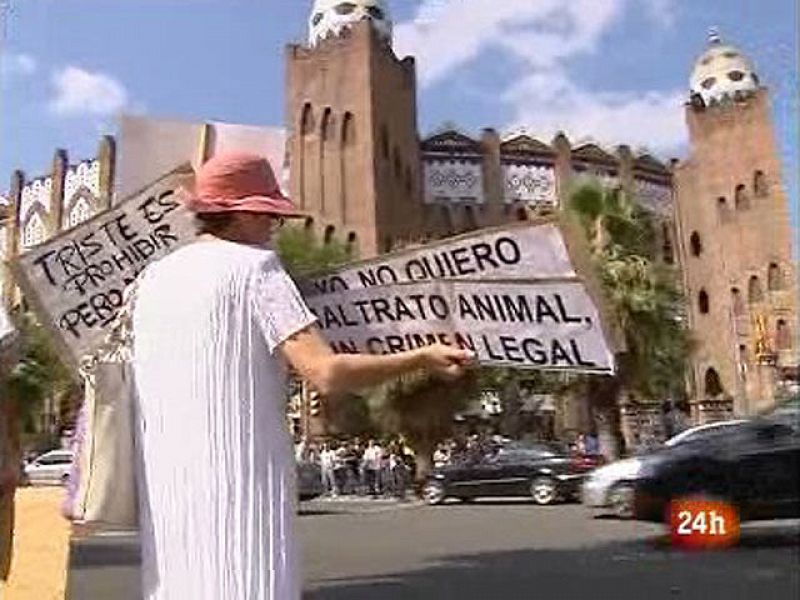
left=296, top=438, right=416, bottom=499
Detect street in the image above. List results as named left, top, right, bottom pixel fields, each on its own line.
left=68, top=500, right=800, bottom=600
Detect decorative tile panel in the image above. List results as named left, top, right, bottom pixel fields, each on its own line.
left=503, top=164, right=557, bottom=206
left=423, top=159, right=484, bottom=204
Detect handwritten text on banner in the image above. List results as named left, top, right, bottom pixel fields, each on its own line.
left=12, top=165, right=195, bottom=364
left=306, top=279, right=615, bottom=374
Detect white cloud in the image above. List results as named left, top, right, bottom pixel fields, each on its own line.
left=1, top=52, right=38, bottom=78
left=395, top=0, right=625, bottom=87
left=504, top=70, right=686, bottom=152
left=642, top=0, right=678, bottom=28
left=395, top=0, right=685, bottom=152
left=49, top=66, right=129, bottom=117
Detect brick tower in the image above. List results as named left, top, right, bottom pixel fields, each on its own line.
left=285, top=0, right=422, bottom=257
left=674, top=30, right=798, bottom=419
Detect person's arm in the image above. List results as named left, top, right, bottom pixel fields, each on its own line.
left=278, top=324, right=473, bottom=397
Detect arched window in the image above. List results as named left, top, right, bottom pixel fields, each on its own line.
left=776, top=320, right=791, bottom=350
left=304, top=216, right=314, bottom=231
left=753, top=170, right=768, bottom=197
left=734, top=184, right=748, bottom=210
left=767, top=262, right=782, bottom=291
left=300, top=103, right=314, bottom=135
left=321, top=107, right=332, bottom=141
left=689, top=231, right=703, bottom=257
left=748, top=275, right=763, bottom=303
left=341, top=112, right=355, bottom=223
left=346, top=231, right=358, bottom=254
left=382, top=235, right=393, bottom=253
left=516, top=206, right=528, bottom=221
left=731, top=287, right=745, bottom=316
left=704, top=367, right=724, bottom=397
left=717, top=196, right=730, bottom=223
left=698, top=289, right=710, bottom=314
left=341, top=112, right=355, bottom=146
left=299, top=103, right=314, bottom=210
left=323, top=224, right=335, bottom=244
left=320, top=108, right=333, bottom=213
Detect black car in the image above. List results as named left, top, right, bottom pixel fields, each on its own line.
left=633, top=416, right=800, bottom=522
left=422, top=443, right=591, bottom=506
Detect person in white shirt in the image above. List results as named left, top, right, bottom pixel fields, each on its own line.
left=132, top=152, right=473, bottom=600
left=362, top=440, right=383, bottom=497
left=319, top=444, right=339, bottom=496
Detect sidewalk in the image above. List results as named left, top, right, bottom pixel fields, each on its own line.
left=1, top=487, right=71, bottom=600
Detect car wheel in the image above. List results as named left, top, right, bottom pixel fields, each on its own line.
left=608, top=483, right=634, bottom=519
left=530, top=477, right=557, bottom=505
left=423, top=481, right=446, bottom=505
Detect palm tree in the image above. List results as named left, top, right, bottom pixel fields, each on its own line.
left=567, top=183, right=693, bottom=456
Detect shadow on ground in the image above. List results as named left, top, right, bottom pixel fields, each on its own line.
left=304, top=527, right=800, bottom=600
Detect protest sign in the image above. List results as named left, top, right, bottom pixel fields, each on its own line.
left=10, top=164, right=196, bottom=366
left=301, top=218, right=621, bottom=373
left=306, top=277, right=615, bottom=374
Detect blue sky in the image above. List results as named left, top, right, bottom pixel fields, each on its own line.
left=1, top=0, right=797, bottom=235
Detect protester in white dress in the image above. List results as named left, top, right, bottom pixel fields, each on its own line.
left=132, top=152, right=473, bottom=600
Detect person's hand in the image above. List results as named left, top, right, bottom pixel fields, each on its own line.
left=419, top=344, right=475, bottom=380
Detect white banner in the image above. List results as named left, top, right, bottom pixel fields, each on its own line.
left=306, top=278, right=615, bottom=374
left=11, top=165, right=196, bottom=364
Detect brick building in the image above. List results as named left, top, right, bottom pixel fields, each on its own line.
left=0, top=3, right=795, bottom=423
left=673, top=31, right=798, bottom=420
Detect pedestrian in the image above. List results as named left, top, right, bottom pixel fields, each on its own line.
left=334, top=443, right=349, bottom=494
left=363, top=439, right=383, bottom=497
left=320, top=443, right=338, bottom=496
left=389, top=443, right=407, bottom=500
left=345, top=441, right=361, bottom=495
left=130, top=152, right=474, bottom=600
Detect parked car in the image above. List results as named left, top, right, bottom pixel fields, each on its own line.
left=297, top=461, right=323, bottom=501
left=422, top=443, right=592, bottom=506
left=582, top=420, right=748, bottom=518
left=23, top=449, right=74, bottom=486
left=633, top=417, right=800, bottom=523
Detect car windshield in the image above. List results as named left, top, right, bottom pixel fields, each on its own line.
left=664, top=421, right=747, bottom=447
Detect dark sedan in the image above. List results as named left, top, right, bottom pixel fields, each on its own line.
left=633, top=416, right=800, bottom=523
left=423, top=444, right=592, bottom=505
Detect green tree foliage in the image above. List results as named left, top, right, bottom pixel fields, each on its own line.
left=0, top=313, right=75, bottom=436
left=274, top=224, right=352, bottom=279
left=568, top=183, right=693, bottom=404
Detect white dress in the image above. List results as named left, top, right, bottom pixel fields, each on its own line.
left=132, top=240, right=316, bottom=600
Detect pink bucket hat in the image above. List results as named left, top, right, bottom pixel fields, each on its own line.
left=181, top=151, right=305, bottom=217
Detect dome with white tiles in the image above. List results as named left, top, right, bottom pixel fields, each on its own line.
left=308, top=0, right=391, bottom=47
left=690, top=29, right=760, bottom=105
